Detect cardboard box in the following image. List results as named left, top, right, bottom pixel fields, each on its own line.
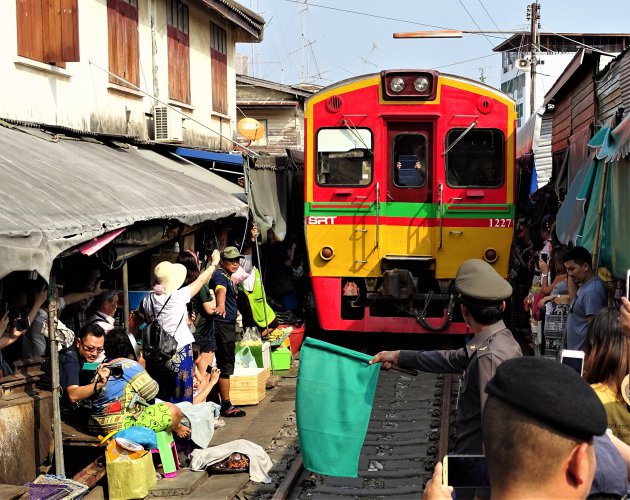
left=229, top=367, right=269, bottom=405
left=236, top=341, right=270, bottom=369
left=271, top=345, right=292, bottom=371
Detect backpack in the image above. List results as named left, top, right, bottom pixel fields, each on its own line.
left=141, top=295, right=181, bottom=364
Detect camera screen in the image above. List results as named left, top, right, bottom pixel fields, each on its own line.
left=446, top=456, right=489, bottom=488
left=561, top=356, right=583, bottom=375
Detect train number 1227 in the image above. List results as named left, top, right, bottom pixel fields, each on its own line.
left=489, top=218, right=513, bottom=228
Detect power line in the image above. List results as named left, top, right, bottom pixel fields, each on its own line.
left=279, top=0, right=506, bottom=39
left=435, top=52, right=497, bottom=69
left=457, top=0, right=494, bottom=47
left=476, top=0, right=508, bottom=40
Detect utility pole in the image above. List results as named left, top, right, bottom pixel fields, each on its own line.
left=527, top=2, right=540, bottom=115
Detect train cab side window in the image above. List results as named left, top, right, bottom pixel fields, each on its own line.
left=316, top=128, right=373, bottom=186
left=393, top=133, right=427, bottom=187
left=445, top=129, right=504, bottom=188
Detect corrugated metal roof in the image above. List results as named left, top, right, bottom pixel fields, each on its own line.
left=535, top=114, right=554, bottom=188
left=236, top=74, right=316, bottom=98
left=621, top=49, right=630, bottom=115
left=0, top=124, right=247, bottom=281
left=215, top=0, right=264, bottom=27
left=516, top=109, right=542, bottom=158
left=194, top=0, right=264, bottom=41
left=597, top=62, right=621, bottom=125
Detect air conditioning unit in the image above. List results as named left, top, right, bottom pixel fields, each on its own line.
left=515, top=58, right=532, bottom=72
left=154, top=105, right=183, bottom=143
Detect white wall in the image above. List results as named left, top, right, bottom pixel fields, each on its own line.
left=0, top=0, right=241, bottom=148
left=501, top=53, right=574, bottom=126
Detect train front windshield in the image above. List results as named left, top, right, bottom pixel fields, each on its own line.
left=316, top=128, right=373, bottom=186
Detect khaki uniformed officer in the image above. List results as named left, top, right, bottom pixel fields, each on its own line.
left=370, top=259, right=522, bottom=455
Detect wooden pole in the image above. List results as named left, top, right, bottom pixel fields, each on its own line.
left=529, top=2, right=539, bottom=115
left=48, top=278, right=65, bottom=477
left=122, top=260, right=130, bottom=332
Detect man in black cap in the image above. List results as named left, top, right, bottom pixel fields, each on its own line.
left=482, top=357, right=608, bottom=499
left=209, top=246, right=246, bottom=417
left=423, top=357, right=619, bottom=500
left=370, top=259, right=522, bottom=456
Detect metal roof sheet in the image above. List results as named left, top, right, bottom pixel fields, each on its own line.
left=0, top=124, right=247, bottom=280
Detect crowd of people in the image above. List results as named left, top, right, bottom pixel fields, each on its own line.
left=372, top=250, right=630, bottom=498
left=0, top=223, right=308, bottom=460
left=3, top=195, right=629, bottom=497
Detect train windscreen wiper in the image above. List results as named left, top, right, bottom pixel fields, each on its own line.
left=341, top=117, right=374, bottom=156
left=442, top=120, right=478, bottom=156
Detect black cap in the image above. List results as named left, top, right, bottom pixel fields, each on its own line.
left=485, top=357, right=607, bottom=440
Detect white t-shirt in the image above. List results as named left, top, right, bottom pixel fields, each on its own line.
left=143, top=287, right=194, bottom=350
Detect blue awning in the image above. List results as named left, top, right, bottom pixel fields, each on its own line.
left=175, top=147, right=244, bottom=165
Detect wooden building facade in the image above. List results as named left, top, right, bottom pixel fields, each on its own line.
left=236, top=75, right=317, bottom=155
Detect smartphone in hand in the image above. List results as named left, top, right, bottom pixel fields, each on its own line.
left=626, top=269, right=630, bottom=300
left=14, top=317, right=30, bottom=331
left=442, top=454, right=489, bottom=488
left=560, top=349, right=585, bottom=376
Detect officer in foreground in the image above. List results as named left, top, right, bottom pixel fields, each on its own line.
left=424, top=357, right=623, bottom=499
left=370, top=259, right=522, bottom=455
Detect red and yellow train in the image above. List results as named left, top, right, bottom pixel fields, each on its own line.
left=304, top=70, right=516, bottom=334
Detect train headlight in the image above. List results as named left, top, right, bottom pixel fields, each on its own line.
left=320, top=246, right=335, bottom=261
left=414, top=76, right=430, bottom=93
left=389, top=77, right=405, bottom=93
left=483, top=247, right=498, bottom=263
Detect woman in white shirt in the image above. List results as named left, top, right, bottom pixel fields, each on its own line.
left=142, top=250, right=220, bottom=403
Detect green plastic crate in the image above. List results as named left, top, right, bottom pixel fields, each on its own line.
left=271, top=345, right=291, bottom=371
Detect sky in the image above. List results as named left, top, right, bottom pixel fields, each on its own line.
left=237, top=0, right=630, bottom=90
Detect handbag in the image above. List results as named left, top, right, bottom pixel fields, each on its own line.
left=106, top=440, right=156, bottom=500
left=142, top=295, right=182, bottom=364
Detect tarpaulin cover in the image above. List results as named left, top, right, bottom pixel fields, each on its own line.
left=557, top=118, right=630, bottom=276
left=296, top=337, right=380, bottom=477
left=0, top=124, right=247, bottom=281
left=556, top=159, right=592, bottom=245
left=247, top=168, right=293, bottom=243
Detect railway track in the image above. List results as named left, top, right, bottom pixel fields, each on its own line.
left=236, top=356, right=459, bottom=499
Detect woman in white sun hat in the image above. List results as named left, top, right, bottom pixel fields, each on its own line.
left=142, top=249, right=220, bottom=403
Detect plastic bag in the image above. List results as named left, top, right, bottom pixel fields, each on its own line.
left=115, top=426, right=158, bottom=450
left=244, top=327, right=261, bottom=343
left=235, top=346, right=257, bottom=368
left=106, top=440, right=156, bottom=500
left=241, top=327, right=262, bottom=347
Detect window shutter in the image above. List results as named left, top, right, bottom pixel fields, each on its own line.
left=17, top=0, right=43, bottom=61
left=60, top=0, right=80, bottom=62
left=41, top=0, right=79, bottom=64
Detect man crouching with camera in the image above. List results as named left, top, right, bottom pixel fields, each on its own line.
left=88, top=328, right=189, bottom=438
left=39, top=322, right=109, bottom=422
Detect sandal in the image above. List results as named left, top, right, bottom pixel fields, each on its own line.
left=221, top=405, right=246, bottom=418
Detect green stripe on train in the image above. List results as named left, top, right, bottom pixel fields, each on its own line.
left=305, top=202, right=515, bottom=219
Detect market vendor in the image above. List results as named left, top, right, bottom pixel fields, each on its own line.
left=236, top=226, right=278, bottom=338
left=237, top=266, right=278, bottom=338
